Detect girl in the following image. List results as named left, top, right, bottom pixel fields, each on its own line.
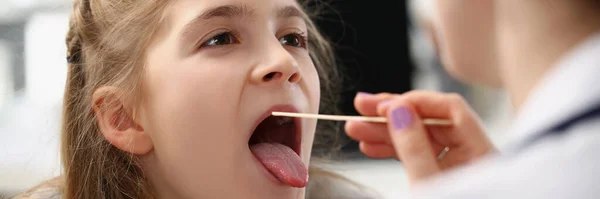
left=18, top=0, right=376, bottom=198
left=347, top=0, right=600, bottom=198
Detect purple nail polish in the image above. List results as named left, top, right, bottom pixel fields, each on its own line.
left=391, top=106, right=413, bottom=130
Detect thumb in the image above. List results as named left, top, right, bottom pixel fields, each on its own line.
left=386, top=105, right=440, bottom=183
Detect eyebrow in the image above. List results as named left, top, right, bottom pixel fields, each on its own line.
left=200, top=4, right=254, bottom=20
left=277, top=6, right=303, bottom=19
left=179, top=4, right=304, bottom=39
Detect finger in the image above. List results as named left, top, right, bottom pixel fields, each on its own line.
left=377, top=91, right=487, bottom=148
left=426, top=126, right=458, bottom=147
left=354, top=92, right=396, bottom=116
left=360, top=141, right=445, bottom=161
left=359, top=142, right=396, bottom=159
left=345, top=121, right=391, bottom=144
left=425, top=127, right=452, bottom=156
left=348, top=124, right=448, bottom=159
left=377, top=91, right=471, bottom=120
left=386, top=104, right=440, bottom=182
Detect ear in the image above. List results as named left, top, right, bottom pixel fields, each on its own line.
left=93, top=87, right=153, bottom=155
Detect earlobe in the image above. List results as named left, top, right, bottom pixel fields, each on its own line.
left=93, top=87, right=153, bottom=155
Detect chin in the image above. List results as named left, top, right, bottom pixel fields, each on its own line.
left=442, top=58, right=481, bottom=85
left=242, top=181, right=305, bottom=199
left=265, top=188, right=305, bottom=199
left=441, top=49, right=503, bottom=87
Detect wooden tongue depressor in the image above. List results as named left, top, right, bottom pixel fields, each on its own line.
left=271, top=112, right=453, bottom=126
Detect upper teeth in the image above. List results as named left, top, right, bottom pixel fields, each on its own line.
left=276, top=117, right=293, bottom=126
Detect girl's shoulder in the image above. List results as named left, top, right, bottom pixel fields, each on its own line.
left=14, top=177, right=62, bottom=199
left=306, top=166, right=382, bottom=199
left=16, top=187, right=61, bottom=199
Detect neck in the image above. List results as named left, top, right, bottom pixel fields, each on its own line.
left=142, top=154, right=186, bottom=199
left=495, top=0, right=600, bottom=110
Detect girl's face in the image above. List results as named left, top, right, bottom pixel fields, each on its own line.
left=140, top=0, right=319, bottom=198
left=432, top=0, right=501, bottom=86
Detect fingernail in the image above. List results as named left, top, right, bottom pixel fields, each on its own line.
left=391, top=106, right=413, bottom=130
left=357, top=92, right=373, bottom=97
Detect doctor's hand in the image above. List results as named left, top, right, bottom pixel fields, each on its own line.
left=344, top=91, right=496, bottom=184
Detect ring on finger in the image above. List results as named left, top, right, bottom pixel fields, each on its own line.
left=437, top=146, right=450, bottom=160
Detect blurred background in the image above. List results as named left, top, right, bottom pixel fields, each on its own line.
left=0, top=0, right=512, bottom=198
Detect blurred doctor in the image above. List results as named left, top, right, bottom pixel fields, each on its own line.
left=346, top=0, right=600, bottom=198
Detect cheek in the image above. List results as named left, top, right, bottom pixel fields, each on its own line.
left=306, top=66, right=320, bottom=113
left=298, top=57, right=320, bottom=115
left=434, top=0, right=496, bottom=83
left=298, top=58, right=320, bottom=163
left=143, top=59, right=242, bottom=138
left=293, top=52, right=320, bottom=114
left=139, top=57, right=247, bottom=190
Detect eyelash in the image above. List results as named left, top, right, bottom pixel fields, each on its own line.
left=199, top=30, right=242, bottom=48
left=282, top=31, right=308, bottom=49
left=198, top=31, right=309, bottom=49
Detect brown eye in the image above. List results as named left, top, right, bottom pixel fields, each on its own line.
left=201, top=32, right=240, bottom=48
left=279, top=33, right=307, bottom=48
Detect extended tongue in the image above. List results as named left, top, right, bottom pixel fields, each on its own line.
left=250, top=143, right=308, bottom=187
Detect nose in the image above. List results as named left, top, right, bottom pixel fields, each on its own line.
left=250, top=45, right=302, bottom=85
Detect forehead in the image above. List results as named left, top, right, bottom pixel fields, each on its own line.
left=169, top=0, right=302, bottom=23
left=149, top=0, right=306, bottom=46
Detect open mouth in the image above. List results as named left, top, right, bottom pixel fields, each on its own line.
left=249, top=115, right=301, bottom=156
left=248, top=106, right=307, bottom=188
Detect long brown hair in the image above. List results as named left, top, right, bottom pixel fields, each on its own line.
left=17, top=0, right=345, bottom=198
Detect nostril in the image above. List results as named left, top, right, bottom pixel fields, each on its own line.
left=288, top=73, right=301, bottom=83
left=263, top=72, right=281, bottom=81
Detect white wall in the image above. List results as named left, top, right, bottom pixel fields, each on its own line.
left=0, top=11, right=68, bottom=193
left=0, top=41, right=12, bottom=111
left=0, top=0, right=70, bottom=23
left=24, top=12, right=69, bottom=105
